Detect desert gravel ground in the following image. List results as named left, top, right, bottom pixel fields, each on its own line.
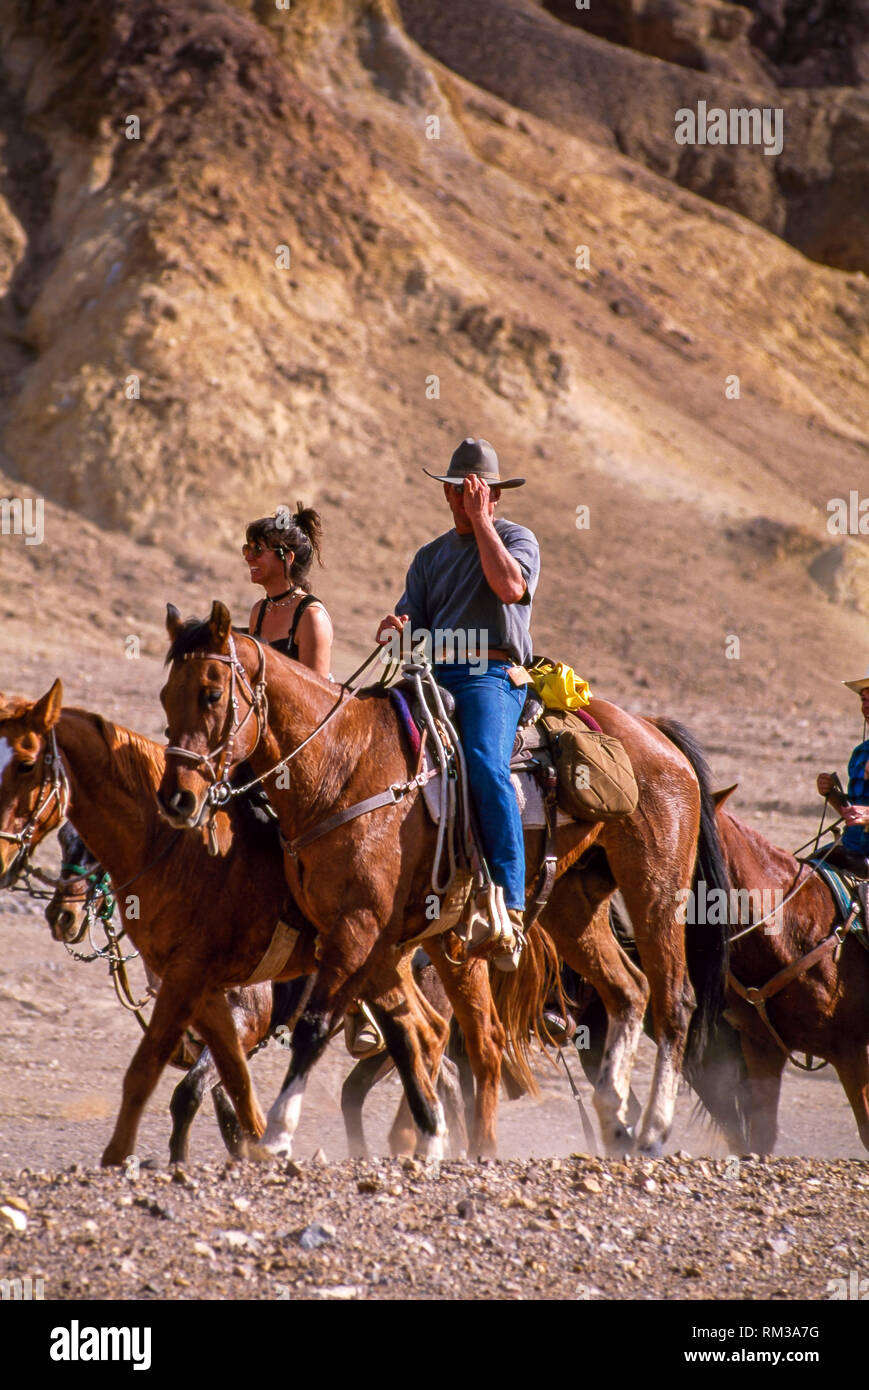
left=2, top=1154, right=867, bottom=1303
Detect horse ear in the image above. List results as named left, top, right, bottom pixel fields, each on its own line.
left=209, top=600, right=232, bottom=647
left=166, top=603, right=183, bottom=639
left=712, top=783, right=738, bottom=808
left=31, top=678, right=63, bottom=733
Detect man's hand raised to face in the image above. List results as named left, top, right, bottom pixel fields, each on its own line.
left=461, top=472, right=492, bottom=527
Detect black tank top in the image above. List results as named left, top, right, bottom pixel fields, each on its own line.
left=252, top=593, right=322, bottom=660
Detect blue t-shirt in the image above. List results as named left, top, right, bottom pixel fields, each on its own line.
left=396, top=518, right=540, bottom=666
left=842, top=735, right=869, bottom=855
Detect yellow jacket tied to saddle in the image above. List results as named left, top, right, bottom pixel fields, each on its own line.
left=526, top=658, right=592, bottom=712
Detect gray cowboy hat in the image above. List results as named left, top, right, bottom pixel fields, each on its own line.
left=422, top=437, right=525, bottom=489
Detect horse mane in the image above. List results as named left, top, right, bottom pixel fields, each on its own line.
left=717, top=804, right=802, bottom=873
left=64, top=708, right=164, bottom=800
left=166, top=617, right=220, bottom=663
left=0, top=693, right=35, bottom=719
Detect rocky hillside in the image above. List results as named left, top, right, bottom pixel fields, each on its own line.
left=0, top=0, right=866, bottom=722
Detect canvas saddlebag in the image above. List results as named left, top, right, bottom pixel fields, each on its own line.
left=538, top=709, right=639, bottom=821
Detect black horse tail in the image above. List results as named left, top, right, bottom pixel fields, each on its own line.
left=652, top=719, right=731, bottom=1059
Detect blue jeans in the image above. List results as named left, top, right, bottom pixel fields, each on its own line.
left=434, top=662, right=526, bottom=910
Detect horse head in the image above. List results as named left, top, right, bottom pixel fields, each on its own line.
left=0, top=680, right=66, bottom=887
left=44, top=823, right=102, bottom=944
left=158, top=600, right=263, bottom=830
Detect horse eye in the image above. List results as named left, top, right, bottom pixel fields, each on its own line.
left=16, top=761, right=36, bottom=773
left=204, top=689, right=221, bottom=706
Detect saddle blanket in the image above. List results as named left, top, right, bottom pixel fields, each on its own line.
left=807, top=857, right=869, bottom=951
left=421, top=754, right=572, bottom=830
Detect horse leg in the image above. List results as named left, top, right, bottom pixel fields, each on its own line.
left=168, top=1046, right=216, bottom=1164
left=342, top=1053, right=395, bottom=1158
left=436, top=1055, right=468, bottom=1157
left=445, top=1017, right=476, bottom=1136
left=257, top=913, right=432, bottom=1157
left=102, top=972, right=204, bottom=1166
left=211, top=1084, right=246, bottom=1157
left=385, top=1055, right=464, bottom=1157
left=576, top=992, right=643, bottom=1131
left=541, top=872, right=648, bottom=1154
left=189, top=990, right=267, bottom=1149
left=427, top=942, right=504, bottom=1157
left=738, top=1032, right=786, bottom=1154
left=605, top=827, right=697, bottom=1156
left=367, top=989, right=448, bottom=1160
left=832, top=1049, right=869, bottom=1153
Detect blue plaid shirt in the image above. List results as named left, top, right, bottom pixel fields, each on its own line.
left=842, top=736, right=869, bottom=855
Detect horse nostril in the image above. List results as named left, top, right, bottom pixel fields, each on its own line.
left=169, top=789, right=197, bottom=818
left=56, top=909, right=75, bottom=934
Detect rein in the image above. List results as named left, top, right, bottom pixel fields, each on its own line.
left=728, top=814, right=844, bottom=944
left=727, top=809, right=858, bottom=1072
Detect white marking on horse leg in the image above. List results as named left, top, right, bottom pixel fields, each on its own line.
left=594, top=1013, right=643, bottom=1152
left=0, top=737, right=13, bottom=777
left=638, top=1038, right=680, bottom=1154
left=258, top=1074, right=307, bottom=1158
left=414, top=1095, right=446, bottom=1160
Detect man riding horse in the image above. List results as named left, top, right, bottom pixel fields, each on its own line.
left=817, top=673, right=869, bottom=917
left=377, top=438, right=540, bottom=971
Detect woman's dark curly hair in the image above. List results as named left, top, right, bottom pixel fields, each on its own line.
left=245, top=502, right=324, bottom=593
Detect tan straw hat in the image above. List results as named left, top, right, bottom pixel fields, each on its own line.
left=842, top=673, right=869, bottom=693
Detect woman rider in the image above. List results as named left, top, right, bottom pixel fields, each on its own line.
left=242, top=504, right=380, bottom=1057
left=243, top=503, right=333, bottom=672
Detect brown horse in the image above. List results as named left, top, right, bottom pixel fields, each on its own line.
left=0, top=686, right=454, bottom=1166
left=44, top=821, right=285, bottom=1163
left=710, top=787, right=869, bottom=1153
left=158, top=603, right=728, bottom=1157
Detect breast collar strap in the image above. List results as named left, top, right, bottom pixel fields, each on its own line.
left=164, top=633, right=269, bottom=804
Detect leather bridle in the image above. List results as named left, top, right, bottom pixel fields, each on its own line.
left=164, top=632, right=269, bottom=815
left=0, top=727, right=70, bottom=884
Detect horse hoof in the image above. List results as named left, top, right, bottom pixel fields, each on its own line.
left=606, top=1124, right=635, bottom=1157
left=247, top=1141, right=284, bottom=1164
left=638, top=1138, right=665, bottom=1158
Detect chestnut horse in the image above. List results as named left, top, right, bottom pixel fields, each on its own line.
left=0, top=686, right=454, bottom=1165
left=711, top=788, right=869, bottom=1153
left=44, top=822, right=291, bottom=1163
left=158, top=603, right=729, bottom=1157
